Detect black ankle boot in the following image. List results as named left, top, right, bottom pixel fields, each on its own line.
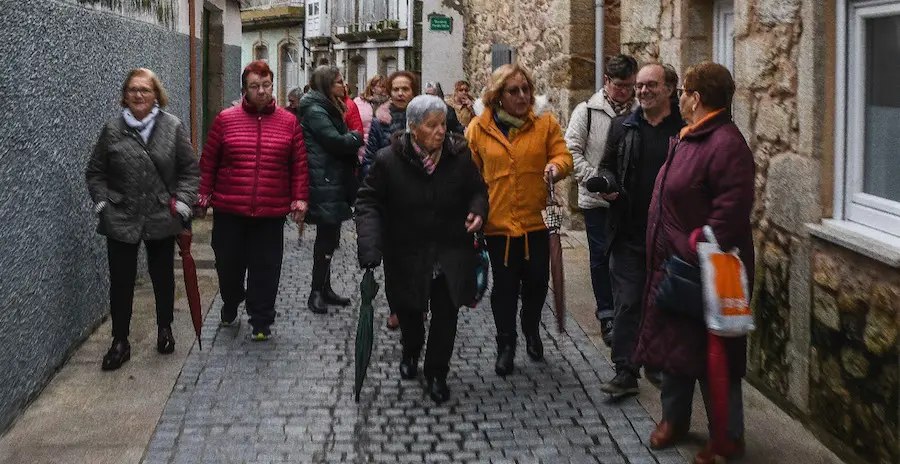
left=323, top=273, right=351, bottom=306
left=102, top=339, right=131, bottom=371
left=494, top=336, right=516, bottom=376
left=426, top=376, right=450, bottom=403
left=525, top=334, right=544, bottom=361
left=307, top=291, right=328, bottom=314
left=157, top=326, right=175, bottom=354
left=399, top=354, right=418, bottom=380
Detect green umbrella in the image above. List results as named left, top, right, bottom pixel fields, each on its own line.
left=354, top=268, right=379, bottom=403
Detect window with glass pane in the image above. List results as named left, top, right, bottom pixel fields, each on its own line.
left=255, top=45, right=269, bottom=61
left=863, top=14, right=900, bottom=202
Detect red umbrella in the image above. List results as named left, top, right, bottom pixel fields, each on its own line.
left=176, top=225, right=204, bottom=350
left=544, top=179, right=566, bottom=333
left=707, top=332, right=730, bottom=454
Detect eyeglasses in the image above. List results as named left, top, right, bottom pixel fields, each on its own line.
left=633, top=81, right=661, bottom=92
left=676, top=87, right=692, bottom=98
left=127, top=87, right=154, bottom=96
left=504, top=85, right=531, bottom=96
left=606, top=77, right=635, bottom=91
left=248, top=82, right=273, bottom=92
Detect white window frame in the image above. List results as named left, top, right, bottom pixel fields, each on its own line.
left=713, top=0, right=735, bottom=75
left=835, top=0, right=900, bottom=237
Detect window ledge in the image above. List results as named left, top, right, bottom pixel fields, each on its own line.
left=806, top=219, right=900, bottom=268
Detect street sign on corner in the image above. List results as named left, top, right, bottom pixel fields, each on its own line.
left=428, top=14, right=452, bottom=33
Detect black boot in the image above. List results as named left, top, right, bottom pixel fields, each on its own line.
left=524, top=333, right=544, bottom=361
left=399, top=352, right=419, bottom=380
left=308, top=255, right=329, bottom=314
left=307, top=291, right=328, bottom=314
left=157, top=326, right=175, bottom=354
left=426, top=376, right=450, bottom=404
left=494, top=335, right=516, bottom=377
left=102, top=339, right=131, bottom=371
left=323, top=265, right=350, bottom=306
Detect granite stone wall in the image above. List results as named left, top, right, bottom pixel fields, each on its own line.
left=0, top=0, right=193, bottom=431
left=809, top=242, right=899, bottom=464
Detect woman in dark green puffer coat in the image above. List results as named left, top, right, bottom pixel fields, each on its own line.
left=298, top=65, right=364, bottom=314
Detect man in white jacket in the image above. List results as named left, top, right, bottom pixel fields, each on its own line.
left=564, top=54, right=638, bottom=346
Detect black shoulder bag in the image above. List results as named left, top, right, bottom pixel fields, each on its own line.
left=652, top=142, right=704, bottom=321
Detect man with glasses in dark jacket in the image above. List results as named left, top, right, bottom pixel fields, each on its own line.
left=587, top=63, right=684, bottom=395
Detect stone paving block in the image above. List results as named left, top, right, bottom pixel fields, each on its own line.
left=142, top=224, right=681, bottom=464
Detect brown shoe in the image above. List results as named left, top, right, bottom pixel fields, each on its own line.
left=650, top=421, right=688, bottom=450
left=694, top=437, right=745, bottom=464
left=386, top=314, right=400, bottom=330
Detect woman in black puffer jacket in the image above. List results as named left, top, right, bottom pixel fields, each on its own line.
left=298, top=65, right=364, bottom=314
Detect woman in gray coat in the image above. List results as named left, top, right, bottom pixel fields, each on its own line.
left=86, top=68, right=200, bottom=371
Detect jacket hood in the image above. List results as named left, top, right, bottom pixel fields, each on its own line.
left=298, top=90, right=341, bottom=119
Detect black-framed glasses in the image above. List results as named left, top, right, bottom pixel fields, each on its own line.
left=634, top=81, right=661, bottom=92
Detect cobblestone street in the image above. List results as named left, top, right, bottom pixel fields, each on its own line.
left=143, top=224, right=685, bottom=464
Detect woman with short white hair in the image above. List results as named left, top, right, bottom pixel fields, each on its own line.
left=355, top=95, right=489, bottom=403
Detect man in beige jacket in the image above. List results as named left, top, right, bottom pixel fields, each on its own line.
left=564, top=54, right=638, bottom=347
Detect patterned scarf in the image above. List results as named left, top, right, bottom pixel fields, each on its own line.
left=493, top=106, right=527, bottom=139
left=603, top=88, right=634, bottom=116
left=410, top=136, right=442, bottom=175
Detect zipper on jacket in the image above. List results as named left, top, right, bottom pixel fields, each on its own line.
left=251, top=115, right=262, bottom=215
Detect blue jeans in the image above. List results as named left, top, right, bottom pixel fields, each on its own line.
left=583, top=207, right=614, bottom=320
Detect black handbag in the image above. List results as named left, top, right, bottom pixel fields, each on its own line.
left=650, top=141, right=704, bottom=321
left=655, top=254, right=704, bottom=320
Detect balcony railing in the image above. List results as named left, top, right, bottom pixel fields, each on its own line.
left=241, top=0, right=304, bottom=11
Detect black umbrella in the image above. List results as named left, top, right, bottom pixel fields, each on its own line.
left=354, top=268, right=379, bottom=402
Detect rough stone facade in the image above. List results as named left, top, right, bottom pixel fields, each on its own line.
left=620, top=0, right=898, bottom=462
left=809, top=242, right=899, bottom=464
left=458, top=0, right=621, bottom=224
left=0, top=0, right=240, bottom=433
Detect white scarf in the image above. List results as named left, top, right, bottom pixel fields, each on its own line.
left=123, top=106, right=160, bottom=144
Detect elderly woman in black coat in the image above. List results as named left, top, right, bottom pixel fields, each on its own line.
left=355, top=95, right=489, bottom=403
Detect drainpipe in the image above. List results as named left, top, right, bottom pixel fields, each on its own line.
left=189, top=0, right=198, bottom=154
left=595, top=0, right=604, bottom=92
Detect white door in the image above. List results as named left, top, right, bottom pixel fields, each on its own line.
left=713, top=0, right=735, bottom=74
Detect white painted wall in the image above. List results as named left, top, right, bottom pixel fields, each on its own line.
left=242, top=27, right=307, bottom=104
left=421, top=0, right=465, bottom=95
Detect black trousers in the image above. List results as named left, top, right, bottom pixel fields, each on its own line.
left=211, top=212, right=285, bottom=330
left=311, top=223, right=341, bottom=290
left=396, top=275, right=460, bottom=379
left=609, top=233, right=647, bottom=374
left=485, top=230, right=550, bottom=345
left=107, top=236, right=175, bottom=339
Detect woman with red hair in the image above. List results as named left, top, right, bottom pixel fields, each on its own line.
left=196, top=60, right=309, bottom=341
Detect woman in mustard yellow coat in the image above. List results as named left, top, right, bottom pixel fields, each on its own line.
left=466, top=64, right=573, bottom=376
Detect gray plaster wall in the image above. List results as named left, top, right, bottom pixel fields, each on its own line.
left=0, top=0, right=193, bottom=431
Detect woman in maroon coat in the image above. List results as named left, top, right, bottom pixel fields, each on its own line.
left=635, top=62, right=754, bottom=464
